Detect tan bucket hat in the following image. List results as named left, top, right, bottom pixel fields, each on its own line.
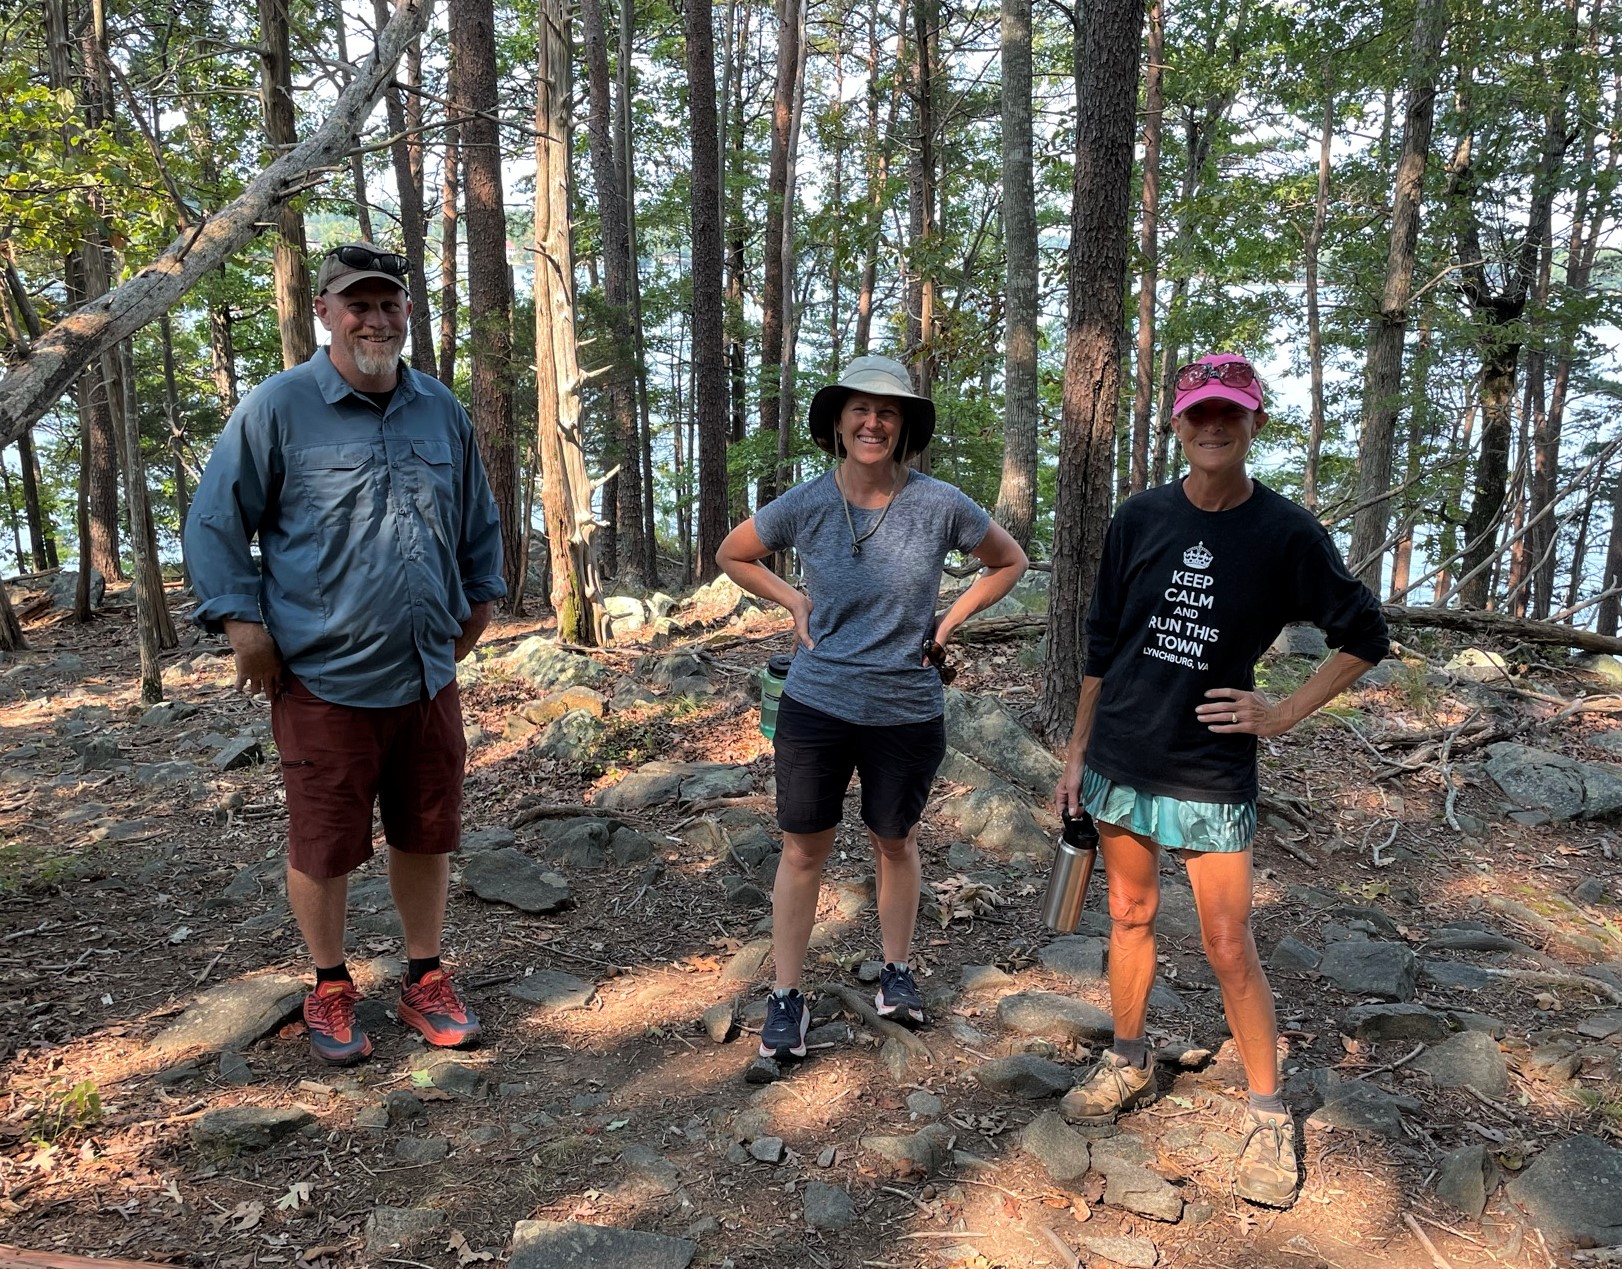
left=807, top=355, right=936, bottom=457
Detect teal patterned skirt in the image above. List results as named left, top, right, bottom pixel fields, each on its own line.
left=1081, top=766, right=1257, bottom=854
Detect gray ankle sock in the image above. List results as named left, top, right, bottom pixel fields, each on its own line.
left=1111, top=1036, right=1150, bottom=1069
left=1249, top=1090, right=1287, bottom=1115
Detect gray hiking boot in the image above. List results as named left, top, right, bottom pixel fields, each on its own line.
left=1059, top=1050, right=1158, bottom=1124
left=1234, top=1109, right=1299, bottom=1207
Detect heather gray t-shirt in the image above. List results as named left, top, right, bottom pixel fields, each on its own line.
left=752, top=469, right=991, bottom=725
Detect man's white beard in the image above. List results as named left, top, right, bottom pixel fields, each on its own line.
left=351, top=338, right=401, bottom=378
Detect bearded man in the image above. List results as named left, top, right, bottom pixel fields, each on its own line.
left=186, top=243, right=506, bottom=1064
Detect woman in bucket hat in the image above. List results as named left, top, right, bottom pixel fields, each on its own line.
left=717, top=355, right=1027, bottom=1062
left=1050, top=352, right=1389, bottom=1207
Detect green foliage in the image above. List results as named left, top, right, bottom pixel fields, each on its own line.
left=31, top=1079, right=102, bottom=1142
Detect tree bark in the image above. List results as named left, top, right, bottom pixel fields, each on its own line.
left=581, top=0, right=645, bottom=584
left=1125, top=0, right=1163, bottom=501
left=687, top=0, right=730, bottom=579
left=1301, top=73, right=1333, bottom=511
left=259, top=0, right=317, bottom=368
left=450, top=0, right=520, bottom=598
left=905, top=0, right=939, bottom=409
left=534, top=0, right=605, bottom=643
left=757, top=0, right=800, bottom=509
left=371, top=0, right=436, bottom=370
left=2, top=252, right=57, bottom=569
left=0, top=0, right=437, bottom=446
left=620, top=0, right=657, bottom=578
left=1347, top=0, right=1445, bottom=590
left=1039, top=0, right=1145, bottom=740
left=331, top=0, right=377, bottom=242
left=159, top=314, right=191, bottom=585
left=1598, top=471, right=1622, bottom=637
left=992, top=0, right=1038, bottom=547
left=107, top=337, right=170, bottom=701
left=0, top=577, right=24, bottom=651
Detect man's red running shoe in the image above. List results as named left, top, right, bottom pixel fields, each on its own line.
left=398, top=968, right=481, bottom=1048
left=303, top=981, right=373, bottom=1065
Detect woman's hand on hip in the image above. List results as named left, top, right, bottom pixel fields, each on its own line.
left=789, top=591, right=815, bottom=652
left=1197, top=687, right=1286, bottom=737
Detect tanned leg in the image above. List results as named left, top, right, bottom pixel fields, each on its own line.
left=1182, top=847, right=1278, bottom=1095
left=772, top=828, right=836, bottom=989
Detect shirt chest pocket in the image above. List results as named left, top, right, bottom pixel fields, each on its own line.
left=407, top=438, right=457, bottom=506
left=291, top=443, right=379, bottom=514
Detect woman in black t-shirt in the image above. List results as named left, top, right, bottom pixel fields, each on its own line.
left=1050, top=353, right=1388, bottom=1209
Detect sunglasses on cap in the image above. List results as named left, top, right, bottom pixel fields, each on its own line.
left=923, top=639, right=958, bottom=686
left=1174, top=360, right=1257, bottom=393
left=326, top=245, right=411, bottom=277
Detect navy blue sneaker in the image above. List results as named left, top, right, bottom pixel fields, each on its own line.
left=759, top=989, right=809, bottom=1059
left=875, top=963, right=926, bottom=1026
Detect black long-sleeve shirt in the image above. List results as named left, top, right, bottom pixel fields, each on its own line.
left=1083, top=479, right=1389, bottom=803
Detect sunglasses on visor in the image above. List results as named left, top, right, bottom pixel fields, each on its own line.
left=1173, top=361, right=1257, bottom=393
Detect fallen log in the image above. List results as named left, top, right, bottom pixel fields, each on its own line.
left=0, top=1248, right=174, bottom=1269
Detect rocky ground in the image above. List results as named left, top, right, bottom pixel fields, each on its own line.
left=0, top=572, right=1620, bottom=1269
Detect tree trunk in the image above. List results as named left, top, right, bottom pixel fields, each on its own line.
left=450, top=0, right=520, bottom=598
left=3, top=251, right=57, bottom=568
left=581, top=0, right=645, bottom=585
left=1039, top=0, right=1145, bottom=740
left=159, top=314, right=192, bottom=584
left=107, top=337, right=169, bottom=700
left=757, top=0, right=800, bottom=509
left=0, top=0, right=437, bottom=445
left=854, top=0, right=905, bottom=358
left=208, top=299, right=240, bottom=416
left=1347, top=0, right=1445, bottom=589
left=1125, top=0, right=1163, bottom=500
left=687, top=0, right=730, bottom=579
left=0, top=578, right=24, bottom=651
left=0, top=459, right=24, bottom=572
left=992, top=0, right=1039, bottom=547
left=775, top=4, right=808, bottom=492
left=620, top=0, right=658, bottom=579
left=437, top=70, right=461, bottom=387
left=371, top=0, right=436, bottom=370
left=535, top=0, right=605, bottom=644
left=259, top=0, right=317, bottom=368
left=905, top=0, right=939, bottom=406
left=1301, top=73, right=1333, bottom=511
left=723, top=0, right=750, bottom=521
left=331, top=0, right=377, bottom=241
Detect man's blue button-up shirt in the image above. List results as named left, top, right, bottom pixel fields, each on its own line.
left=185, top=348, right=507, bottom=708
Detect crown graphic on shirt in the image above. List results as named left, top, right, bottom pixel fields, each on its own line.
left=1182, top=541, right=1214, bottom=570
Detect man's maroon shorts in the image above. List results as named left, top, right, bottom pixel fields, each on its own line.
left=270, top=676, right=466, bottom=879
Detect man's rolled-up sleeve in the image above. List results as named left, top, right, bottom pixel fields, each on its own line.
left=459, top=419, right=508, bottom=604
left=184, top=401, right=276, bottom=634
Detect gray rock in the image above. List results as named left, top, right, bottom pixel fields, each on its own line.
left=970, top=1054, right=1074, bottom=1099
left=1577, top=1010, right=1622, bottom=1040
left=500, top=638, right=608, bottom=691
left=212, top=736, right=263, bottom=770
left=72, top=734, right=122, bottom=771
left=641, top=650, right=710, bottom=686
left=354, top=1105, right=390, bottom=1131
left=720, top=939, right=772, bottom=982
left=217, top=1051, right=256, bottom=1085
left=1421, top=959, right=1497, bottom=991
left=534, top=709, right=606, bottom=762
left=1038, top=935, right=1106, bottom=984
left=744, top=1057, right=781, bottom=1084
left=748, top=1135, right=786, bottom=1163
left=1437, top=1143, right=1497, bottom=1218
left=1270, top=623, right=1329, bottom=659
left=422, top=1060, right=484, bottom=1097
left=1507, top=1135, right=1622, bottom=1247
left=510, top=1220, right=694, bottom=1269
left=996, top=991, right=1114, bottom=1042
left=509, top=970, right=596, bottom=1011
left=722, top=875, right=768, bottom=907
left=394, top=1136, right=450, bottom=1164
left=365, top=1206, right=447, bottom=1254
left=1344, top=1003, right=1451, bottom=1043
left=462, top=826, right=517, bottom=853
left=141, top=699, right=199, bottom=727
left=149, top=974, right=306, bottom=1056
left=906, top=1090, right=944, bottom=1117
left=1098, top=1158, right=1183, bottom=1222
left=959, top=964, right=1014, bottom=994
left=1019, top=1110, right=1090, bottom=1183
left=461, top=848, right=574, bottom=913
left=49, top=569, right=104, bottom=610
left=861, top=1123, right=954, bottom=1177
left=385, top=1090, right=427, bottom=1122
left=855, top=959, right=883, bottom=984
left=1485, top=741, right=1622, bottom=821
left=702, top=1001, right=736, bottom=1043
left=1079, top=1235, right=1160, bottom=1268
left=939, top=786, right=1052, bottom=858
left=1271, top=935, right=1322, bottom=972
left=1427, top=923, right=1525, bottom=953
left=619, top=1143, right=679, bottom=1195
left=1306, top=1082, right=1407, bottom=1138
left=610, top=826, right=657, bottom=866
left=802, top=1181, right=855, bottom=1231
left=134, top=759, right=205, bottom=787
left=943, top=689, right=1064, bottom=795
left=1575, top=876, right=1611, bottom=905
left=1413, top=1030, right=1509, bottom=1096
left=595, top=760, right=754, bottom=810
left=191, top=1106, right=315, bottom=1154
left=1447, top=1010, right=1509, bottom=1038
left=1318, top=940, right=1418, bottom=1000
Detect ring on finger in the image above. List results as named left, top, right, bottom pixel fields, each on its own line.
left=1232, top=712, right=1238, bottom=724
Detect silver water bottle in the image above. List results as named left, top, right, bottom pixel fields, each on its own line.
left=1040, top=810, right=1099, bottom=933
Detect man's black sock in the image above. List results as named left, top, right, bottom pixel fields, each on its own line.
left=407, top=956, right=441, bottom=986
left=315, top=963, right=352, bottom=986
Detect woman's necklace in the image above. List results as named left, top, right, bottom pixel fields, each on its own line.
left=835, top=462, right=902, bottom=557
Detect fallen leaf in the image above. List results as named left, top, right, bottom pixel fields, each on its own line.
left=230, top=1199, right=264, bottom=1231
left=447, top=1230, right=494, bottom=1265
left=276, top=1181, right=313, bottom=1211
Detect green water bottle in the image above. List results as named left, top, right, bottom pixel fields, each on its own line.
left=759, top=655, right=793, bottom=739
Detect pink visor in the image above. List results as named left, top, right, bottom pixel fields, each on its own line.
left=1172, top=353, right=1265, bottom=416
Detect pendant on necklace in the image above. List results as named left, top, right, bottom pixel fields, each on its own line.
left=851, top=543, right=862, bottom=557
